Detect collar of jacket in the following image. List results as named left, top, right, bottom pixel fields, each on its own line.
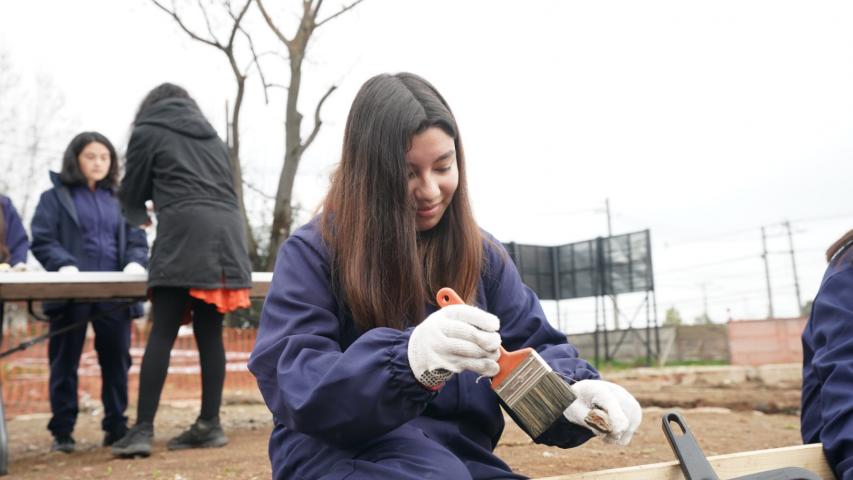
left=49, top=171, right=80, bottom=227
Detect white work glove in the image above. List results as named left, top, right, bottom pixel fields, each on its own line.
left=0, top=263, right=9, bottom=272
left=564, top=379, right=642, bottom=445
left=408, top=304, right=502, bottom=388
left=12, top=262, right=27, bottom=272
left=58, top=265, right=79, bottom=273
left=122, top=262, right=146, bottom=274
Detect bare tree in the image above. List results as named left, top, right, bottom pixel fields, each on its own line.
left=150, top=0, right=267, bottom=267
left=0, top=54, right=69, bottom=222
left=17, top=76, right=68, bottom=220
left=256, top=0, right=364, bottom=270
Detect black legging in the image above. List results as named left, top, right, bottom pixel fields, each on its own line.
left=136, top=287, right=225, bottom=424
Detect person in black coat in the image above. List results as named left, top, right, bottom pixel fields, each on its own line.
left=0, top=194, right=29, bottom=270
left=30, top=131, right=149, bottom=453
left=112, top=83, right=252, bottom=458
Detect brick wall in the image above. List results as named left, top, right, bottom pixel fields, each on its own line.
left=727, top=317, right=807, bottom=366
left=567, top=324, right=729, bottom=365
left=0, top=321, right=259, bottom=417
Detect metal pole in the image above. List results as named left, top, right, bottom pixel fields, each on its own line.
left=761, top=226, right=775, bottom=319
left=555, top=300, right=562, bottom=331
left=605, top=198, right=620, bottom=329
left=784, top=220, right=803, bottom=314
left=645, top=292, right=652, bottom=366
left=593, top=296, right=600, bottom=368
left=646, top=229, right=661, bottom=361
left=0, top=302, right=6, bottom=475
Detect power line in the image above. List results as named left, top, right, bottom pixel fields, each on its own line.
left=655, top=254, right=758, bottom=275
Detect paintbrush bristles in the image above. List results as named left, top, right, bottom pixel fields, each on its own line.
left=493, top=350, right=576, bottom=439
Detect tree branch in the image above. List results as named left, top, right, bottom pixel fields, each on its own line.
left=240, top=29, right=272, bottom=103
left=301, top=84, right=336, bottom=153
left=242, top=178, right=275, bottom=201
left=150, top=0, right=222, bottom=49
left=255, top=0, right=293, bottom=47
left=197, top=0, right=220, bottom=42
left=316, top=0, right=365, bottom=28
left=226, top=0, right=253, bottom=49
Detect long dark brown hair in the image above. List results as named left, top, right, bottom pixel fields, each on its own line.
left=321, top=73, right=483, bottom=331
left=827, top=229, right=853, bottom=264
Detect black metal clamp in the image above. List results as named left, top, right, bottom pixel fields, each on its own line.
left=662, top=411, right=821, bottom=480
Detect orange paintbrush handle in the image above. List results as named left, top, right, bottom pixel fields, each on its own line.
left=435, top=287, right=524, bottom=388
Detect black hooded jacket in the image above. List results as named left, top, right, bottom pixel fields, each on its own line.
left=120, top=98, right=251, bottom=289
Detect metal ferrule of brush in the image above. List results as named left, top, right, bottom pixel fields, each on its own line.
left=493, top=349, right=552, bottom=406
left=493, top=349, right=578, bottom=439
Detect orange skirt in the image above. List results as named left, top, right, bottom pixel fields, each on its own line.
left=189, top=288, right=251, bottom=314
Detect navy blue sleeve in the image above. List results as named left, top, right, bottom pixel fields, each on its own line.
left=30, top=191, right=76, bottom=271
left=248, top=232, right=436, bottom=449
left=123, top=222, right=149, bottom=268
left=2, top=197, right=29, bottom=265
left=804, top=268, right=853, bottom=479
left=482, top=238, right=600, bottom=447
left=120, top=125, right=155, bottom=226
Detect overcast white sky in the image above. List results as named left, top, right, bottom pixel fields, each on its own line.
left=1, top=0, right=851, bottom=334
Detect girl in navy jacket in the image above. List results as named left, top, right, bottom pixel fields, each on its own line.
left=802, top=229, right=853, bottom=480
left=0, top=194, right=29, bottom=270
left=30, top=131, right=148, bottom=454
left=248, top=73, right=642, bottom=480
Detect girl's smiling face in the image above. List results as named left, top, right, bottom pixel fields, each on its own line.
left=406, top=127, right=458, bottom=232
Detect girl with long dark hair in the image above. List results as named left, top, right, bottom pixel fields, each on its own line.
left=248, top=73, right=641, bottom=479
left=30, top=131, right=149, bottom=453
left=112, top=83, right=252, bottom=457
left=801, top=228, right=853, bottom=479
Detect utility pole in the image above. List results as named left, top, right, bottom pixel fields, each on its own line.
left=761, top=226, right=775, bottom=319
left=783, top=220, right=803, bottom=314
left=605, top=198, right=620, bottom=329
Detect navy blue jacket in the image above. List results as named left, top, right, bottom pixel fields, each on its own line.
left=1, top=194, right=29, bottom=265
left=31, top=172, right=149, bottom=316
left=249, top=220, right=600, bottom=479
left=802, top=241, right=853, bottom=480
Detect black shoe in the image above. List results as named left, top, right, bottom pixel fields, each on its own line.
left=103, top=424, right=129, bottom=447
left=111, top=422, right=153, bottom=458
left=51, top=434, right=75, bottom=454
left=167, top=417, right=228, bottom=450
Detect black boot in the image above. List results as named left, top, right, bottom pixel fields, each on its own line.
left=51, top=433, right=75, bottom=454
left=103, top=424, right=129, bottom=447
left=111, top=422, right=153, bottom=458
left=167, top=416, right=228, bottom=450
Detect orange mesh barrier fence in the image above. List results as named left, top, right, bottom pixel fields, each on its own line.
left=0, top=321, right=259, bottom=417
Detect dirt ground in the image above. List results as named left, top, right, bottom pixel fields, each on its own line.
left=5, top=374, right=806, bottom=479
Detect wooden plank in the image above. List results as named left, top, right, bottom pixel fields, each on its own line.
left=537, top=443, right=834, bottom=480
left=0, top=272, right=273, bottom=301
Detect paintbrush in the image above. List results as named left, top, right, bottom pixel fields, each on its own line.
left=436, top=287, right=612, bottom=440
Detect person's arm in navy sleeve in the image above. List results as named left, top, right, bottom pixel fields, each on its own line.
left=248, top=233, right=436, bottom=449
left=120, top=125, right=155, bottom=227
left=807, top=267, right=853, bottom=479
left=123, top=221, right=149, bottom=268
left=30, top=191, right=76, bottom=271
left=3, top=197, right=29, bottom=265
left=483, top=238, right=601, bottom=447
